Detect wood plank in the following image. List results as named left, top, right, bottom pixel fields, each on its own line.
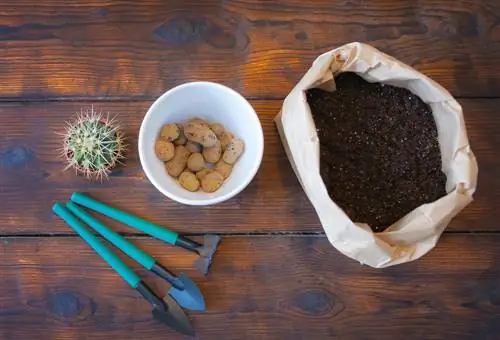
left=0, top=234, right=499, bottom=339
left=0, top=99, right=494, bottom=233
left=1, top=0, right=499, bottom=98
left=0, top=101, right=316, bottom=234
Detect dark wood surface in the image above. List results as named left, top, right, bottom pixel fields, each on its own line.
left=0, top=1, right=499, bottom=339
left=0, top=99, right=497, bottom=234
left=0, top=0, right=500, bottom=99
left=1, top=235, right=500, bottom=340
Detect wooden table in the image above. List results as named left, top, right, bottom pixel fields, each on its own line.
left=0, top=1, right=499, bottom=339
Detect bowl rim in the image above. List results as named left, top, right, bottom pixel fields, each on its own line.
left=138, top=81, right=264, bottom=206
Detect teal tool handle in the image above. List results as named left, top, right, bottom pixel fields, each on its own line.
left=52, top=203, right=141, bottom=288
left=66, top=201, right=156, bottom=270
left=71, top=192, right=178, bottom=245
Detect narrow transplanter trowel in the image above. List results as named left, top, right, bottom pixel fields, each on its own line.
left=70, top=192, right=221, bottom=275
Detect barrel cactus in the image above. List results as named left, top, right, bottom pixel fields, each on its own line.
left=60, top=107, right=126, bottom=180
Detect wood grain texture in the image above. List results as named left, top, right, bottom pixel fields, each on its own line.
left=0, top=99, right=493, bottom=234
left=0, top=234, right=499, bottom=340
left=0, top=0, right=499, bottom=99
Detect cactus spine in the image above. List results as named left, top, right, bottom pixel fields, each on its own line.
left=60, top=106, right=126, bottom=180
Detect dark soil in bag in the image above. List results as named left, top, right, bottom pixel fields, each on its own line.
left=307, top=72, right=447, bottom=232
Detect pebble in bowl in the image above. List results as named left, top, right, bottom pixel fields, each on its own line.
left=139, top=82, right=264, bottom=206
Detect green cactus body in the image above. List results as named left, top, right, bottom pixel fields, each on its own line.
left=61, top=107, right=126, bottom=180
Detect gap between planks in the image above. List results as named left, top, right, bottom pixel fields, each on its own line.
left=0, top=230, right=498, bottom=239
left=0, top=96, right=285, bottom=103
left=0, top=96, right=499, bottom=103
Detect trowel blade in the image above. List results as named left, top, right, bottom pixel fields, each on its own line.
left=168, top=273, right=206, bottom=311
left=152, top=295, right=194, bottom=336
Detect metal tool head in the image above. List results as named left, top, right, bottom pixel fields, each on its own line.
left=168, top=273, right=206, bottom=311
left=152, top=294, right=195, bottom=337
left=193, top=234, right=221, bottom=275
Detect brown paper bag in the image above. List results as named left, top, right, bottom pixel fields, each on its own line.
left=275, top=42, right=478, bottom=268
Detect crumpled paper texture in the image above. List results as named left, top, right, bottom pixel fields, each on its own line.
left=275, top=42, right=478, bottom=268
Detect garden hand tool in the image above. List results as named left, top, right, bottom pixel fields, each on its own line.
left=66, top=201, right=205, bottom=311
left=71, top=192, right=220, bottom=275
left=52, top=203, right=195, bottom=336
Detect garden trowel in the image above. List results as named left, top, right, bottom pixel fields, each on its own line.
left=65, top=201, right=206, bottom=311
left=70, top=192, right=220, bottom=275
left=52, top=203, right=195, bottom=336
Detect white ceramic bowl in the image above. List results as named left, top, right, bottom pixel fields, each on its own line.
left=139, top=82, right=264, bottom=205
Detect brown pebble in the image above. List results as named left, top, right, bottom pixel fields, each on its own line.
left=219, top=131, right=235, bottom=150
left=165, top=145, right=190, bottom=177
left=154, top=140, right=175, bottom=161
left=222, top=139, right=245, bottom=165
left=186, top=117, right=210, bottom=129
left=160, top=124, right=180, bottom=142
left=173, top=125, right=187, bottom=145
left=184, top=122, right=218, bottom=147
left=215, top=160, right=233, bottom=179
left=201, top=171, right=224, bottom=193
left=179, top=171, right=200, bottom=192
left=203, top=140, right=222, bottom=163
left=187, top=153, right=205, bottom=172
left=209, top=122, right=225, bottom=137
